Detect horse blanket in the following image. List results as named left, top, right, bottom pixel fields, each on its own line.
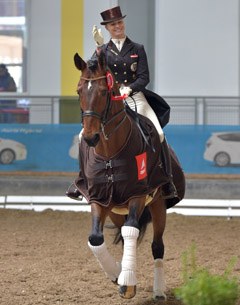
left=75, top=114, right=185, bottom=208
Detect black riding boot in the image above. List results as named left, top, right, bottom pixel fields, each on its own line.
left=161, top=138, right=178, bottom=199
left=66, top=181, right=82, bottom=200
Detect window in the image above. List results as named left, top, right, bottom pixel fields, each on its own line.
left=219, top=133, right=240, bottom=142
left=0, top=0, right=27, bottom=92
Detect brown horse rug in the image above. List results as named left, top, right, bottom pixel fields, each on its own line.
left=75, top=114, right=185, bottom=208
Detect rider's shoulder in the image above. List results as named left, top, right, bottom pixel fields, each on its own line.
left=126, top=37, right=144, bottom=49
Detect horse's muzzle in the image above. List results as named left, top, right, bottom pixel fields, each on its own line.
left=83, top=133, right=100, bottom=147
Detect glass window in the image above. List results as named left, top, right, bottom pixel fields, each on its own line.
left=219, top=133, right=240, bottom=142
left=0, top=0, right=26, bottom=93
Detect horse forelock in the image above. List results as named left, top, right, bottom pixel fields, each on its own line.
left=87, top=58, right=98, bottom=72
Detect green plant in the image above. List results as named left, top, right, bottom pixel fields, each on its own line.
left=174, top=244, right=239, bottom=305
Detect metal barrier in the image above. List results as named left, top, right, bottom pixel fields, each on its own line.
left=1, top=196, right=240, bottom=218
left=0, top=95, right=79, bottom=124
left=0, top=94, right=240, bottom=125
left=166, top=96, right=240, bottom=125
left=0, top=196, right=90, bottom=212
left=169, top=199, right=240, bottom=218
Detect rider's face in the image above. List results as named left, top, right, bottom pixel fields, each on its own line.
left=105, top=19, right=125, bottom=39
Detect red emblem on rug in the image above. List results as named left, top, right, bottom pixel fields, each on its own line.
left=135, top=152, right=147, bottom=180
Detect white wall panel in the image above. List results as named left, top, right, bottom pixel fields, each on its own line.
left=28, top=0, right=61, bottom=95
left=155, top=0, right=239, bottom=96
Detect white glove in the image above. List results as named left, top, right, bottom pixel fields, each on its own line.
left=119, top=86, right=132, bottom=97
left=92, top=25, right=104, bottom=47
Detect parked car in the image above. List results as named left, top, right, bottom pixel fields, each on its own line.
left=204, top=131, right=240, bottom=167
left=69, top=134, right=80, bottom=159
left=0, top=138, right=27, bottom=164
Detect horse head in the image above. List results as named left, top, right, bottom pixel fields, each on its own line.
left=74, top=51, right=127, bottom=152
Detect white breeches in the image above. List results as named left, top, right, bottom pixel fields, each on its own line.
left=125, top=91, right=164, bottom=143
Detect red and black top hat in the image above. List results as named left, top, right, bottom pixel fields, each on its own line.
left=100, top=6, right=126, bottom=25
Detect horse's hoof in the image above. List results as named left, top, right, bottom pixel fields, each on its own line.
left=154, top=295, right=166, bottom=301
left=153, top=292, right=167, bottom=301
left=119, top=285, right=136, bottom=299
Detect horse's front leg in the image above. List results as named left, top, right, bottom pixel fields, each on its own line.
left=88, top=203, right=121, bottom=283
left=118, top=197, right=146, bottom=299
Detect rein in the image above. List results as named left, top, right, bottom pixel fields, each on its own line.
left=80, top=74, right=128, bottom=140
left=81, top=76, right=106, bottom=81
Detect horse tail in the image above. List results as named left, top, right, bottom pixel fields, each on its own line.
left=113, top=207, right=152, bottom=245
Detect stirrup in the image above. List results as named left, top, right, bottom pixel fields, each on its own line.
left=66, top=183, right=83, bottom=201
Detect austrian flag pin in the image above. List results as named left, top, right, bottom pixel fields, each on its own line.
left=135, top=152, right=147, bottom=180
left=130, top=54, right=138, bottom=58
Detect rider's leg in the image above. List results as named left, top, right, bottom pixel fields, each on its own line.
left=126, top=92, right=177, bottom=199
left=160, top=137, right=178, bottom=198
left=126, top=92, right=164, bottom=143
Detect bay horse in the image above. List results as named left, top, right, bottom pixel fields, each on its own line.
left=73, top=50, right=185, bottom=300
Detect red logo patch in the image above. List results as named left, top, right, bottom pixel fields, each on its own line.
left=135, top=152, right=147, bottom=180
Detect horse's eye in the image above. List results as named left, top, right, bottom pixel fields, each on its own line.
left=101, top=90, right=107, bottom=96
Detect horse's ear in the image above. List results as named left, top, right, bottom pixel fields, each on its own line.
left=74, top=53, right=86, bottom=71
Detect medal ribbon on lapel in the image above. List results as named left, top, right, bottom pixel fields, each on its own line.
left=106, top=71, right=128, bottom=101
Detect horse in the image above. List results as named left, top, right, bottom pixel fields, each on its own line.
left=73, top=50, right=185, bottom=300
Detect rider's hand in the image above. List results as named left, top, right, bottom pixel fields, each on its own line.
left=119, top=86, right=132, bottom=97
left=92, top=25, right=104, bottom=47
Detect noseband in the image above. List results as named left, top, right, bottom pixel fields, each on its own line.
left=80, top=74, right=127, bottom=140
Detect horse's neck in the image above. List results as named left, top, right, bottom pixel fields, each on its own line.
left=95, top=110, right=131, bottom=158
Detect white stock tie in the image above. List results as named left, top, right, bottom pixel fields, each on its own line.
left=117, top=40, right=121, bottom=51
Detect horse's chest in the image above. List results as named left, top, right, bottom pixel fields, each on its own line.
left=84, top=148, right=144, bottom=203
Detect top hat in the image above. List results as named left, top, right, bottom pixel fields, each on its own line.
left=100, top=6, right=126, bottom=25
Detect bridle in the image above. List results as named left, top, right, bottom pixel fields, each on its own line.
left=80, top=73, right=128, bottom=140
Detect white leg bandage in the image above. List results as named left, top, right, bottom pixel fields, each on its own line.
left=153, top=259, right=167, bottom=299
left=117, top=226, right=139, bottom=286
left=88, top=241, right=121, bottom=282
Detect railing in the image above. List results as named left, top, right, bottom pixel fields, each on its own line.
left=0, top=94, right=240, bottom=125
left=167, top=96, right=240, bottom=125
left=0, top=94, right=79, bottom=124
left=1, top=196, right=240, bottom=218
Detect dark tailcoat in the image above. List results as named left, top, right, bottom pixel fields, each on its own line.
left=101, top=38, right=170, bottom=127
left=102, top=37, right=150, bottom=93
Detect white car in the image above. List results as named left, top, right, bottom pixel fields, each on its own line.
left=0, top=138, right=27, bottom=164
left=69, top=134, right=80, bottom=159
left=204, top=131, right=240, bottom=167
